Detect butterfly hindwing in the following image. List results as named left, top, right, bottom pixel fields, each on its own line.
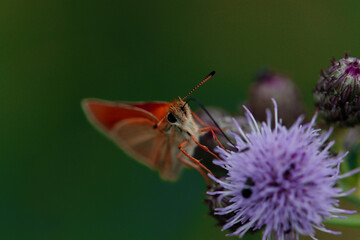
left=112, top=118, right=183, bottom=181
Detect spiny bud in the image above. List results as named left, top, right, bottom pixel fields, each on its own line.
left=314, top=55, right=360, bottom=126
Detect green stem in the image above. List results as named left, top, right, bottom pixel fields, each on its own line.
left=326, top=215, right=360, bottom=228
left=345, top=195, right=360, bottom=207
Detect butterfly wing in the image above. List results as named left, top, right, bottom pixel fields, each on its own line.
left=112, top=118, right=183, bottom=181
left=82, top=99, right=170, bottom=132
left=82, top=99, right=182, bottom=180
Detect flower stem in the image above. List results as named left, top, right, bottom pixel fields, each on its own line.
left=326, top=215, right=360, bottom=228
left=345, top=195, right=360, bottom=207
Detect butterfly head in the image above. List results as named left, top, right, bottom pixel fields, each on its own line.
left=166, top=98, right=191, bottom=126
left=164, top=71, right=215, bottom=129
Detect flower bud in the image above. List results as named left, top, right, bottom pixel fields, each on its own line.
left=248, top=68, right=305, bottom=127
left=314, top=55, right=360, bottom=126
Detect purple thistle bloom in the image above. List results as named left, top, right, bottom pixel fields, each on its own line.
left=207, top=99, right=360, bottom=240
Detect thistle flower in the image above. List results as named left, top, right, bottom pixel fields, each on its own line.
left=314, top=54, right=360, bottom=126
left=248, top=68, right=305, bottom=127
left=207, top=99, right=360, bottom=240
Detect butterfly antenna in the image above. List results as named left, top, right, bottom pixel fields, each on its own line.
left=182, top=71, right=216, bottom=101
left=186, top=97, right=235, bottom=147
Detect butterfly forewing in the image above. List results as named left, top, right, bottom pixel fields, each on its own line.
left=82, top=99, right=183, bottom=180
left=82, top=99, right=170, bottom=131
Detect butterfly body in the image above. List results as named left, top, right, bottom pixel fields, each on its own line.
left=82, top=97, right=200, bottom=181
left=82, top=71, right=218, bottom=183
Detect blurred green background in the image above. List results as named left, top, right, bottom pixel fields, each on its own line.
left=1, top=0, right=360, bottom=239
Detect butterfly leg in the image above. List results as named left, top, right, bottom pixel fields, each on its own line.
left=178, top=140, right=214, bottom=178
left=177, top=154, right=211, bottom=186
left=189, top=134, right=222, bottom=160
left=198, top=127, right=230, bottom=153
left=192, top=111, right=230, bottom=153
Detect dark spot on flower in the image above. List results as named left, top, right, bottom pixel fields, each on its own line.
left=301, top=207, right=308, bottom=215
left=305, top=181, right=315, bottom=186
left=283, top=163, right=295, bottom=179
left=297, top=220, right=304, bottom=229
left=269, top=181, right=280, bottom=187
left=283, top=169, right=291, bottom=179
left=245, top=177, right=255, bottom=186
left=273, top=203, right=278, bottom=210
left=241, top=188, right=252, bottom=198
left=284, top=221, right=292, bottom=234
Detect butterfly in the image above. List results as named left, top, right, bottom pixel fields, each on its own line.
left=82, top=71, right=223, bottom=184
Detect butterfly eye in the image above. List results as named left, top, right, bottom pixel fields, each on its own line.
left=167, top=113, right=177, bottom=123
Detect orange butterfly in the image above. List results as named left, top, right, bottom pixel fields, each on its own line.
left=82, top=71, right=223, bottom=184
